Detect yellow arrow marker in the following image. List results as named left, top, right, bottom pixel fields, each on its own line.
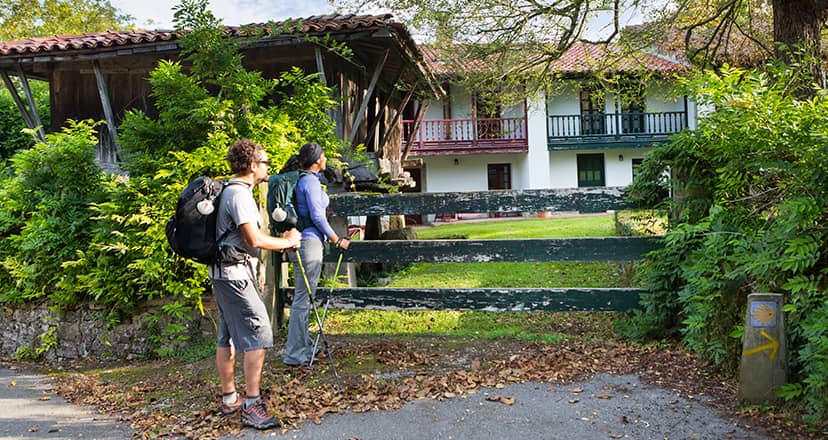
left=742, top=330, right=779, bottom=361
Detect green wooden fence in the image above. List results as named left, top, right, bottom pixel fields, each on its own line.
left=270, top=186, right=659, bottom=325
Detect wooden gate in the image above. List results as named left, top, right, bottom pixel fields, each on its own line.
left=268, top=187, right=660, bottom=326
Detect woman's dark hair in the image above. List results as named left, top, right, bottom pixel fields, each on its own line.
left=298, top=142, right=323, bottom=169
left=226, top=139, right=264, bottom=174
left=278, top=155, right=301, bottom=174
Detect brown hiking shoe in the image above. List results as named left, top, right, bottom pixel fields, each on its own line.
left=241, top=399, right=280, bottom=430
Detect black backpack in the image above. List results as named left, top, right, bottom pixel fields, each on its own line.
left=266, top=170, right=312, bottom=234
left=165, top=176, right=242, bottom=264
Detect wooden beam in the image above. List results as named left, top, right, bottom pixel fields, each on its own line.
left=401, top=101, right=429, bottom=160
left=380, top=86, right=416, bottom=152
left=348, top=49, right=389, bottom=145
left=329, top=187, right=634, bottom=216
left=14, top=63, right=46, bottom=140
left=0, top=70, right=43, bottom=141
left=92, top=60, right=120, bottom=157
left=323, top=237, right=662, bottom=263
left=314, top=47, right=327, bottom=86
left=279, top=287, right=643, bottom=312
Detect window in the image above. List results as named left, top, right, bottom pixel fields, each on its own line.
left=577, top=154, right=605, bottom=187
left=487, top=163, right=511, bottom=190
left=632, top=158, right=644, bottom=181
left=580, top=89, right=605, bottom=135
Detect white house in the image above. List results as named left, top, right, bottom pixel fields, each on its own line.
left=401, top=43, right=697, bottom=204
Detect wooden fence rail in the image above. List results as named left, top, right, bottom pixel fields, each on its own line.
left=267, top=186, right=659, bottom=325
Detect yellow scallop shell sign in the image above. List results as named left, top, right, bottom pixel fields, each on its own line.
left=750, top=302, right=776, bottom=327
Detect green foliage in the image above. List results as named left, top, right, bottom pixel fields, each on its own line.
left=0, top=0, right=133, bottom=41
left=0, top=120, right=104, bottom=305
left=626, top=62, right=828, bottom=422
left=0, top=0, right=344, bottom=357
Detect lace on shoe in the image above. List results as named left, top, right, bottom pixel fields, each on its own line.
left=241, top=399, right=280, bottom=430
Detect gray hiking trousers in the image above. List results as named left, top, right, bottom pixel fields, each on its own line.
left=283, top=238, right=323, bottom=365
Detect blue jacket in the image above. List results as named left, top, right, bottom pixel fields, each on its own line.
left=295, top=171, right=335, bottom=242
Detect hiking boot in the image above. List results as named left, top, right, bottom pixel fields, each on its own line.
left=220, top=393, right=242, bottom=417
left=241, top=399, right=280, bottom=430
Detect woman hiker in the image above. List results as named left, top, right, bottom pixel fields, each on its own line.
left=283, top=142, right=350, bottom=367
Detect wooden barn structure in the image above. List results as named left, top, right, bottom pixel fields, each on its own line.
left=0, top=14, right=441, bottom=185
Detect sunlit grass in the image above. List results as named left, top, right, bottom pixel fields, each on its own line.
left=413, top=215, right=616, bottom=239
left=389, top=214, right=629, bottom=289
left=321, top=309, right=613, bottom=343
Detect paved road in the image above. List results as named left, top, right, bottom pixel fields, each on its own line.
left=1, top=368, right=771, bottom=440
left=0, top=368, right=132, bottom=440
left=263, top=374, right=770, bottom=440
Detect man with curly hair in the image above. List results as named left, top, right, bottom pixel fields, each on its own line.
left=211, top=138, right=300, bottom=430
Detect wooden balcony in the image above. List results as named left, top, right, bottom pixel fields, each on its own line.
left=547, top=111, right=687, bottom=150
left=402, top=117, right=528, bottom=156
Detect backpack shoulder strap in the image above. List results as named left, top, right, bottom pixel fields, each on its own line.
left=215, top=179, right=250, bottom=244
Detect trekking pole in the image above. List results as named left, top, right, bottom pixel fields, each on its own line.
left=294, top=247, right=343, bottom=392
left=309, top=251, right=344, bottom=368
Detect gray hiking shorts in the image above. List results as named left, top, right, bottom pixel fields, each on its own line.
left=212, top=278, right=273, bottom=352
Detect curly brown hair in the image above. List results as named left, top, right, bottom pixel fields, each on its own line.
left=226, top=139, right=265, bottom=174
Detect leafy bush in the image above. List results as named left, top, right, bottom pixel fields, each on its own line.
left=626, top=62, right=828, bottom=422
left=0, top=0, right=345, bottom=357
left=0, top=120, right=104, bottom=306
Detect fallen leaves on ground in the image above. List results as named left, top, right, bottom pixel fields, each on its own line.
left=43, top=334, right=826, bottom=439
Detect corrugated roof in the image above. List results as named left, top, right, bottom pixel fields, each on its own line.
left=0, top=14, right=406, bottom=56
left=421, top=42, right=688, bottom=76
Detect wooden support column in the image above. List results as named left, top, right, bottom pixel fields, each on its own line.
left=380, top=86, right=416, bottom=152
left=93, top=60, right=120, bottom=159
left=364, top=69, right=404, bottom=148
left=315, top=47, right=327, bottom=86
left=1, top=70, right=44, bottom=142
left=348, top=49, right=389, bottom=145
left=14, top=63, right=45, bottom=140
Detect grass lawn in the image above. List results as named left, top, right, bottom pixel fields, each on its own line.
left=322, top=213, right=633, bottom=342
left=384, top=214, right=631, bottom=289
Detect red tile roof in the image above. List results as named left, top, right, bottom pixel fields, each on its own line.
left=0, top=30, right=176, bottom=56
left=0, top=14, right=409, bottom=57
left=549, top=42, right=687, bottom=74
left=421, top=42, right=687, bottom=76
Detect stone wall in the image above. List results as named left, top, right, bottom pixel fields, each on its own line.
left=0, top=302, right=217, bottom=361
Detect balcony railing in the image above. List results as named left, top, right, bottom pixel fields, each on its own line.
left=547, top=111, right=687, bottom=150
left=403, top=117, right=528, bottom=156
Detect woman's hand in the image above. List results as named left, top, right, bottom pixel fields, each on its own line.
left=333, top=236, right=350, bottom=250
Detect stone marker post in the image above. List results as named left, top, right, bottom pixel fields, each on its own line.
left=738, top=293, right=786, bottom=403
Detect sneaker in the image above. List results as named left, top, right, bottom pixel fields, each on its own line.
left=241, top=399, right=280, bottom=430
left=220, top=393, right=242, bottom=417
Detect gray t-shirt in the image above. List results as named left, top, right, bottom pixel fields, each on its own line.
left=208, top=178, right=262, bottom=280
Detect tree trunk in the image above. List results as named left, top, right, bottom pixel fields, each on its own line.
left=772, top=0, right=828, bottom=87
